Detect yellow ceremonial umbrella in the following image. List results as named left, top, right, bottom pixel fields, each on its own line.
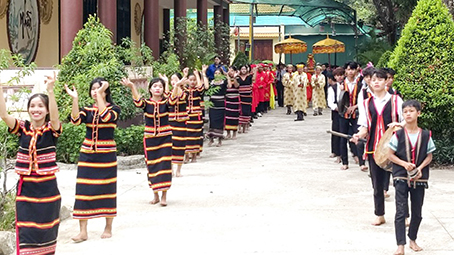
left=312, top=35, right=345, bottom=66
left=274, top=36, right=307, bottom=63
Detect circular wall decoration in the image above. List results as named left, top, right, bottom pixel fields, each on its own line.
left=7, top=0, right=40, bottom=64
left=0, top=0, right=8, bottom=19
left=38, top=0, right=52, bottom=24
left=134, top=3, right=142, bottom=36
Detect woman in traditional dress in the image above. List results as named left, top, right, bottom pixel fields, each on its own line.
left=168, top=69, right=189, bottom=177
left=1, top=73, right=61, bottom=255
left=207, top=68, right=231, bottom=147
left=185, top=66, right=209, bottom=163
left=225, top=66, right=241, bottom=140
left=65, top=77, right=121, bottom=242
left=311, top=66, right=327, bottom=116
left=121, top=75, right=184, bottom=205
left=235, top=65, right=254, bottom=133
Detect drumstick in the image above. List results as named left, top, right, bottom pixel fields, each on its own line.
left=326, top=130, right=367, bottom=143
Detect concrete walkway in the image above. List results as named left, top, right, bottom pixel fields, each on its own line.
left=52, top=108, right=454, bottom=254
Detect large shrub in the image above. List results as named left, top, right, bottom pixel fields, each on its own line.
left=115, top=125, right=145, bottom=156
left=376, top=50, right=392, bottom=68
left=56, top=15, right=136, bottom=121
left=387, top=0, right=454, bottom=164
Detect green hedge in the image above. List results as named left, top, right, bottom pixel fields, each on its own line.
left=388, top=0, right=454, bottom=164
left=114, top=125, right=145, bottom=156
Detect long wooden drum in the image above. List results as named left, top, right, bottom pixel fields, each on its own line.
left=374, top=126, right=402, bottom=172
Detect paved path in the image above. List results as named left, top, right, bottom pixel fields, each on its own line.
left=52, top=108, right=454, bottom=254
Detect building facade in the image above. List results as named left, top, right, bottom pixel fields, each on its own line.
left=0, top=0, right=229, bottom=67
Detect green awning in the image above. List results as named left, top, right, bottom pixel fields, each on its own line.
left=230, top=0, right=358, bottom=28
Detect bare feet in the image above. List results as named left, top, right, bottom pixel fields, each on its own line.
left=225, top=134, right=231, bottom=140
left=150, top=193, right=160, bottom=204
left=384, top=190, right=391, bottom=198
left=340, top=165, right=348, bottom=170
left=101, top=230, right=112, bottom=239
left=360, top=165, right=369, bottom=172
left=335, top=157, right=341, bottom=164
left=160, top=191, right=167, bottom=207
left=394, top=245, right=405, bottom=255
left=71, top=233, right=88, bottom=243
left=329, top=153, right=336, bottom=158
left=208, top=139, right=214, bottom=147
left=409, top=240, right=422, bottom=252
left=371, top=216, right=386, bottom=226
left=184, top=154, right=190, bottom=164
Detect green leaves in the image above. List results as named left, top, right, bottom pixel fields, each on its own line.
left=388, top=0, right=454, bottom=164
left=56, top=15, right=136, bottom=121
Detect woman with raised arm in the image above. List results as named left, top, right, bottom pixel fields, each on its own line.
left=185, top=66, right=210, bottom=163
left=65, top=78, right=121, bottom=243
left=168, top=68, right=189, bottom=177
left=121, top=75, right=185, bottom=206
left=224, top=66, right=241, bottom=140
left=235, top=65, right=254, bottom=134
left=207, top=68, right=231, bottom=147
left=1, top=73, right=62, bottom=254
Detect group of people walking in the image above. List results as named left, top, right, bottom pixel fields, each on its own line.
left=325, top=61, right=436, bottom=255
left=0, top=55, right=436, bottom=255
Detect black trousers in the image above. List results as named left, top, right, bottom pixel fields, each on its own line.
left=394, top=180, right=425, bottom=245
left=356, top=134, right=366, bottom=166
left=339, top=116, right=358, bottom=165
left=276, top=81, right=284, bottom=107
left=383, top=171, right=391, bottom=192
left=368, top=154, right=388, bottom=216
left=331, top=110, right=340, bottom=156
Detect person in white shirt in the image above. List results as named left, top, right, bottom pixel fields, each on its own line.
left=338, top=62, right=362, bottom=170
left=327, top=68, right=343, bottom=163
left=352, top=69, right=404, bottom=226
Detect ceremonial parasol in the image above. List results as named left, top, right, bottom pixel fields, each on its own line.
left=274, top=36, right=307, bottom=64
left=312, top=35, right=345, bottom=66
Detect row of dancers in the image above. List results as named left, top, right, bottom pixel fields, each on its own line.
left=0, top=60, right=278, bottom=253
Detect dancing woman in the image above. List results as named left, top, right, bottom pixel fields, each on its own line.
left=65, top=78, right=121, bottom=242
left=1, top=73, right=62, bottom=254
left=121, top=75, right=185, bottom=205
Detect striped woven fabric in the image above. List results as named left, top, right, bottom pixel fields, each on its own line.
left=225, top=87, right=240, bottom=131
left=237, top=75, right=253, bottom=125
left=135, top=96, right=175, bottom=192
left=170, top=120, right=187, bottom=165
left=71, top=104, right=120, bottom=219
left=186, top=86, right=205, bottom=154
left=16, top=173, right=61, bottom=255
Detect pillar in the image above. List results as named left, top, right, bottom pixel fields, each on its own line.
left=98, top=0, right=117, bottom=43
left=163, top=9, right=170, bottom=52
left=144, top=0, right=160, bottom=60
left=60, top=0, right=83, bottom=59
left=223, top=5, right=229, bottom=26
left=174, top=0, right=187, bottom=66
left=197, top=0, right=207, bottom=27
left=213, top=5, right=222, bottom=56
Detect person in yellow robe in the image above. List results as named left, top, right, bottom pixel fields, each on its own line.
left=282, top=64, right=295, bottom=115
left=311, top=66, right=327, bottom=116
left=292, top=64, right=308, bottom=121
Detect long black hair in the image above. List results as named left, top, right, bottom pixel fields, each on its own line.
left=89, top=77, right=114, bottom=104
left=27, top=93, right=50, bottom=122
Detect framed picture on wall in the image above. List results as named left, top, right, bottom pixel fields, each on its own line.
left=7, top=0, right=40, bottom=64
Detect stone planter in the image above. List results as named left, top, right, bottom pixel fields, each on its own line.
left=0, top=231, right=15, bottom=255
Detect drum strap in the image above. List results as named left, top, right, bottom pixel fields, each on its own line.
left=404, top=128, right=423, bottom=188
